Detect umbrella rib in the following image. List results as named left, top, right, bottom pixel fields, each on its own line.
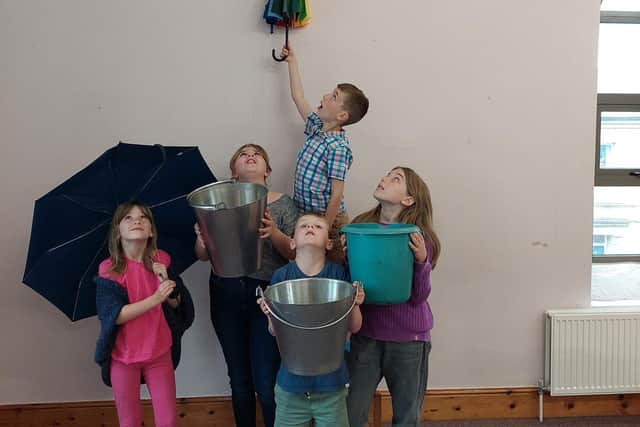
left=60, top=194, right=112, bottom=215
left=133, top=144, right=166, bottom=202
left=72, top=235, right=109, bottom=320
left=150, top=193, right=189, bottom=209
left=47, top=219, right=111, bottom=252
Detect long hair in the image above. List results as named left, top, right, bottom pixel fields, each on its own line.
left=107, top=201, right=158, bottom=275
left=352, top=167, right=441, bottom=268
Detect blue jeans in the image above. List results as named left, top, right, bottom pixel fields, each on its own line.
left=346, top=334, right=432, bottom=427
left=210, top=274, right=281, bottom=427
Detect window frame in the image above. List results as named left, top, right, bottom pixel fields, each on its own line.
left=593, top=10, right=640, bottom=265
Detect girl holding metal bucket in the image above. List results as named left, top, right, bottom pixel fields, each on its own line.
left=345, top=167, right=441, bottom=427
left=194, top=144, right=298, bottom=427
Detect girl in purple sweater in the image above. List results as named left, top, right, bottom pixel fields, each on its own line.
left=346, top=166, right=441, bottom=427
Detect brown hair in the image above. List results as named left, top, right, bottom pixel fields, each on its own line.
left=338, top=83, right=369, bottom=126
left=107, top=201, right=158, bottom=275
left=229, top=144, right=272, bottom=180
left=352, top=167, right=441, bottom=268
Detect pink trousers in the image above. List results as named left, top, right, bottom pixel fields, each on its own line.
left=110, top=351, right=177, bottom=427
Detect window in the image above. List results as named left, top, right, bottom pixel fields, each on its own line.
left=592, top=2, right=640, bottom=305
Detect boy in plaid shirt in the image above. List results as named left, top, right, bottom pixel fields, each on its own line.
left=280, top=43, right=369, bottom=262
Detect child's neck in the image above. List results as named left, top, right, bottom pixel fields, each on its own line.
left=321, top=120, right=342, bottom=133
left=236, top=174, right=267, bottom=187
left=121, top=240, right=147, bottom=262
left=379, top=202, right=403, bottom=224
left=295, top=247, right=327, bottom=276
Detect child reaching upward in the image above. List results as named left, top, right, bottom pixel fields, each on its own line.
left=280, top=43, right=369, bottom=263
left=345, top=167, right=441, bottom=427
left=258, top=213, right=365, bottom=427
left=94, top=202, right=194, bottom=427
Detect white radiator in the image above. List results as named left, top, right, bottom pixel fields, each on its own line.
left=544, top=307, right=640, bottom=396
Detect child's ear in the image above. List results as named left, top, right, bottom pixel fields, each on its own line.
left=325, top=238, right=334, bottom=252
left=289, top=237, right=296, bottom=251
left=401, top=196, right=415, bottom=207
left=337, top=111, right=349, bottom=124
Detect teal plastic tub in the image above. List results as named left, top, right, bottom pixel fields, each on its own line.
left=341, top=223, right=420, bottom=304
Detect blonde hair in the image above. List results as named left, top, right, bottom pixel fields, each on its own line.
left=294, top=212, right=330, bottom=231
left=107, top=201, right=158, bottom=275
left=229, top=144, right=273, bottom=181
left=352, top=167, right=441, bottom=268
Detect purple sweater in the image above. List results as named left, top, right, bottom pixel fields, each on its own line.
left=358, top=259, right=433, bottom=342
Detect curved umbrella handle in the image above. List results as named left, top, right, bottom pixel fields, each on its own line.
left=271, top=17, right=290, bottom=62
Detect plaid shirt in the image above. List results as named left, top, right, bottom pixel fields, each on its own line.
left=294, top=112, right=353, bottom=213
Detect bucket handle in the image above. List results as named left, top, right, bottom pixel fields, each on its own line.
left=256, top=286, right=357, bottom=331
left=193, top=178, right=236, bottom=209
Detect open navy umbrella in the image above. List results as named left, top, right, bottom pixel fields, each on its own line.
left=23, top=142, right=216, bottom=321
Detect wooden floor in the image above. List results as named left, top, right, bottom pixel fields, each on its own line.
left=403, top=416, right=640, bottom=427
left=2, top=388, right=640, bottom=427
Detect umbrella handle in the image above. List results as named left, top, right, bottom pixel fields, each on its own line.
left=271, top=17, right=290, bottom=62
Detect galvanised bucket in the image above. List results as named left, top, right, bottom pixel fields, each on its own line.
left=188, top=180, right=267, bottom=277
left=259, top=278, right=356, bottom=376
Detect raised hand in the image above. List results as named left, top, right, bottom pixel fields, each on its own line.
left=408, top=232, right=427, bottom=264
left=257, top=297, right=271, bottom=317
left=194, top=223, right=206, bottom=249
left=152, top=262, right=168, bottom=281
left=353, top=281, right=365, bottom=305
left=259, top=208, right=275, bottom=240
left=153, top=279, right=176, bottom=305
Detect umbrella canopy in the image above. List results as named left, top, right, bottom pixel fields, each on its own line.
left=23, top=142, right=216, bottom=321
left=264, top=0, right=310, bottom=28
left=264, top=0, right=311, bottom=61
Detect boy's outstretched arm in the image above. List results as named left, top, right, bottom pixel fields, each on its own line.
left=282, top=45, right=313, bottom=121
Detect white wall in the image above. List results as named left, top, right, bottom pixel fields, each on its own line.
left=0, top=0, right=599, bottom=403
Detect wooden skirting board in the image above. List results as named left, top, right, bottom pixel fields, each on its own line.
left=2, top=388, right=640, bottom=427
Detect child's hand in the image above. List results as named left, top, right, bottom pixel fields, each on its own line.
left=256, top=297, right=271, bottom=317
left=258, top=208, right=275, bottom=240
left=353, top=281, right=365, bottom=305
left=153, top=279, right=176, bottom=305
left=194, top=223, right=206, bottom=249
left=152, top=262, right=168, bottom=281
left=340, top=234, right=347, bottom=256
left=281, top=44, right=295, bottom=62
left=409, top=232, right=427, bottom=264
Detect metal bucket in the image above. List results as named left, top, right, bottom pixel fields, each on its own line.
left=187, top=180, right=268, bottom=277
left=258, top=278, right=356, bottom=376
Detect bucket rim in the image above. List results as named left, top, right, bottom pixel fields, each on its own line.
left=256, top=280, right=356, bottom=330
left=256, top=286, right=356, bottom=331
left=340, top=222, right=420, bottom=235
left=187, top=180, right=268, bottom=210
left=268, top=277, right=353, bottom=289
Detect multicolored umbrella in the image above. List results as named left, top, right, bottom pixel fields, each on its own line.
left=263, top=0, right=311, bottom=61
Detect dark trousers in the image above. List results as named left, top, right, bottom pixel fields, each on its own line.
left=210, top=274, right=281, bottom=427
